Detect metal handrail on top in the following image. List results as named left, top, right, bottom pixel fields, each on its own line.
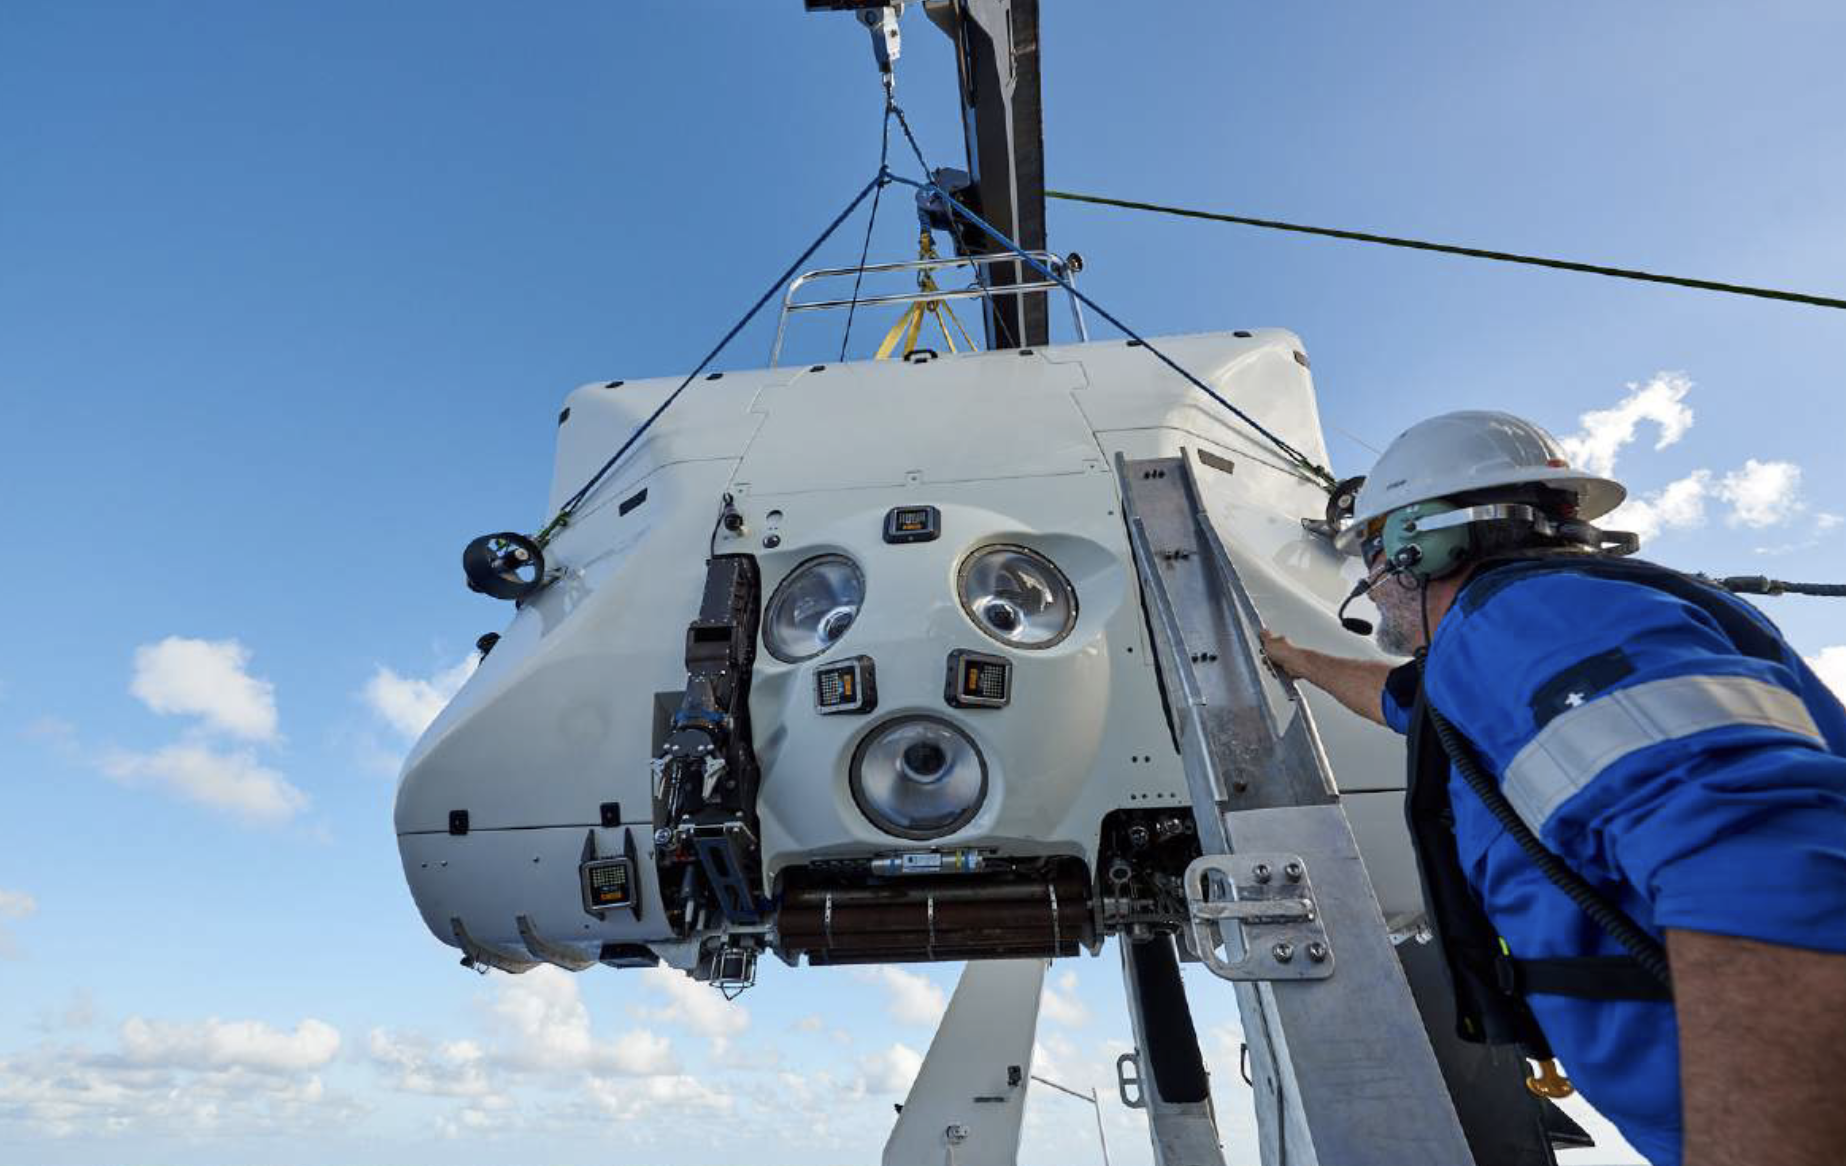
left=769, top=250, right=1089, bottom=365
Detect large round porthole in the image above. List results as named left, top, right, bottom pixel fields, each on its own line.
left=849, top=715, right=988, bottom=840
left=956, top=544, right=1077, bottom=649
left=763, top=554, right=865, bottom=663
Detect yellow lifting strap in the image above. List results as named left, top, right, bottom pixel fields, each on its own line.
left=875, top=230, right=979, bottom=360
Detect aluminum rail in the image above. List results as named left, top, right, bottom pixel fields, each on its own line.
left=1116, top=450, right=1479, bottom=1166
left=770, top=249, right=1087, bottom=365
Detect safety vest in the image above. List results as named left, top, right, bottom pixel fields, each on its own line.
left=1404, top=553, right=1785, bottom=1056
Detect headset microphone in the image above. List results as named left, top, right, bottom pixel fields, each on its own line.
left=1336, top=576, right=1376, bottom=636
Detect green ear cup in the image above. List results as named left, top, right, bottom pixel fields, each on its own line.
left=1382, top=498, right=1474, bottom=581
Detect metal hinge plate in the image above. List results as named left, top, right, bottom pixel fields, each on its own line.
left=1185, top=853, right=1333, bottom=981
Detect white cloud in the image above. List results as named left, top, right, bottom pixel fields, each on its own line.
left=486, top=965, right=678, bottom=1077
left=1808, top=647, right=1846, bottom=705
left=364, top=656, right=478, bottom=741
left=121, top=1017, right=340, bottom=1075
left=130, top=637, right=278, bottom=742
left=1559, top=371, right=1694, bottom=478
left=856, top=965, right=949, bottom=1027
left=856, top=1042, right=923, bottom=1095
left=366, top=967, right=727, bottom=1137
left=791, top=1014, right=826, bottom=1034
left=1716, top=459, right=1803, bottom=528
left=102, top=742, right=308, bottom=825
left=1039, top=970, right=1091, bottom=1028
left=581, top=1072, right=735, bottom=1121
left=367, top=1029, right=498, bottom=1100
left=1565, top=376, right=1810, bottom=546
left=0, top=1014, right=358, bottom=1138
left=1607, top=469, right=1710, bottom=541
left=634, top=965, right=750, bottom=1045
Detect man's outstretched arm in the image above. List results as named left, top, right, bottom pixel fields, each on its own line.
left=1259, top=630, right=1396, bottom=728
left=1671, top=928, right=1846, bottom=1166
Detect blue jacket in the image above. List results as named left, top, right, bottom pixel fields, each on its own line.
left=1380, top=563, right=1846, bottom=1166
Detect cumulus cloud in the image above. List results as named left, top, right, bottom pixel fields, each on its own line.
left=0, top=1013, right=356, bottom=1138
left=1559, top=371, right=1695, bottom=478
left=121, top=1017, right=340, bottom=1074
left=1039, top=970, right=1091, bottom=1028
left=100, top=636, right=305, bottom=825
left=1607, top=470, right=1711, bottom=541
left=1563, top=376, right=1812, bottom=547
left=102, top=743, right=307, bottom=825
left=855, top=965, right=949, bottom=1027
left=367, top=1030, right=498, bottom=1100
left=364, top=966, right=732, bottom=1137
left=364, top=655, right=478, bottom=741
left=856, top=1043, right=924, bottom=1095
left=130, top=637, right=278, bottom=742
left=486, top=966, right=677, bottom=1077
left=1808, top=647, right=1846, bottom=704
left=1716, top=459, right=1803, bottom=528
left=581, top=1072, right=736, bottom=1121
left=634, top=966, right=750, bottom=1048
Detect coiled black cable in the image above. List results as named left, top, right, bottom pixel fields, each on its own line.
left=1422, top=700, right=1674, bottom=990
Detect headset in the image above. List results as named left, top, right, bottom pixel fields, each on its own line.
left=1335, top=493, right=1639, bottom=635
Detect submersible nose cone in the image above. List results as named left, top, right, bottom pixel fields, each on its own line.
left=902, top=741, right=948, bottom=780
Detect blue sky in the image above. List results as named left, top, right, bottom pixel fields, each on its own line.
left=2, top=2, right=1842, bottom=1163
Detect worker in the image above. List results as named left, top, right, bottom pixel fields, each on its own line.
left=1261, top=411, right=1846, bottom=1166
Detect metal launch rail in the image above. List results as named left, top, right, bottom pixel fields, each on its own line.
left=1117, top=450, right=1477, bottom=1166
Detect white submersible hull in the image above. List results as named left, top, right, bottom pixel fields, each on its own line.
left=394, top=331, right=1415, bottom=981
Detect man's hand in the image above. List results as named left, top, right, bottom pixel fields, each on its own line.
left=1260, top=630, right=1313, bottom=681
left=1257, top=630, right=1394, bottom=728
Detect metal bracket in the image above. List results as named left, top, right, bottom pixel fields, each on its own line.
left=450, top=916, right=538, bottom=975
left=516, top=914, right=596, bottom=972
left=1115, top=1051, right=1145, bottom=1109
left=1184, top=853, right=1333, bottom=982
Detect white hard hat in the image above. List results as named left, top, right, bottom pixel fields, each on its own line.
left=1334, top=410, right=1625, bottom=554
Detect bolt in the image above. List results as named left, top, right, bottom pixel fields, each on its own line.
left=1272, top=942, right=1294, bottom=963
left=1306, top=941, right=1329, bottom=963
left=653, top=828, right=672, bottom=847
left=1251, top=863, right=1272, bottom=884
left=1284, top=861, right=1304, bottom=882
left=763, top=533, right=782, bottom=549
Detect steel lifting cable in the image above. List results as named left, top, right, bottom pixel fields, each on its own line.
left=891, top=95, right=1019, bottom=350
left=839, top=101, right=896, bottom=361
left=1047, top=190, right=1846, bottom=313
left=887, top=174, right=1341, bottom=491
left=535, top=175, right=882, bottom=545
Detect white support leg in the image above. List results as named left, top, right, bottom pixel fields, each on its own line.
left=884, top=959, right=1047, bottom=1166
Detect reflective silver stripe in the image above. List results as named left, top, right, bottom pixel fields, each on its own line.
left=1503, top=675, right=1824, bottom=833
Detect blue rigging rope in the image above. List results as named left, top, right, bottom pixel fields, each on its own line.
left=537, top=175, right=884, bottom=543
left=540, top=152, right=1342, bottom=547
left=885, top=174, right=1338, bottom=490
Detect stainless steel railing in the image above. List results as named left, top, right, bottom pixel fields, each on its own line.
left=769, top=250, right=1089, bottom=365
